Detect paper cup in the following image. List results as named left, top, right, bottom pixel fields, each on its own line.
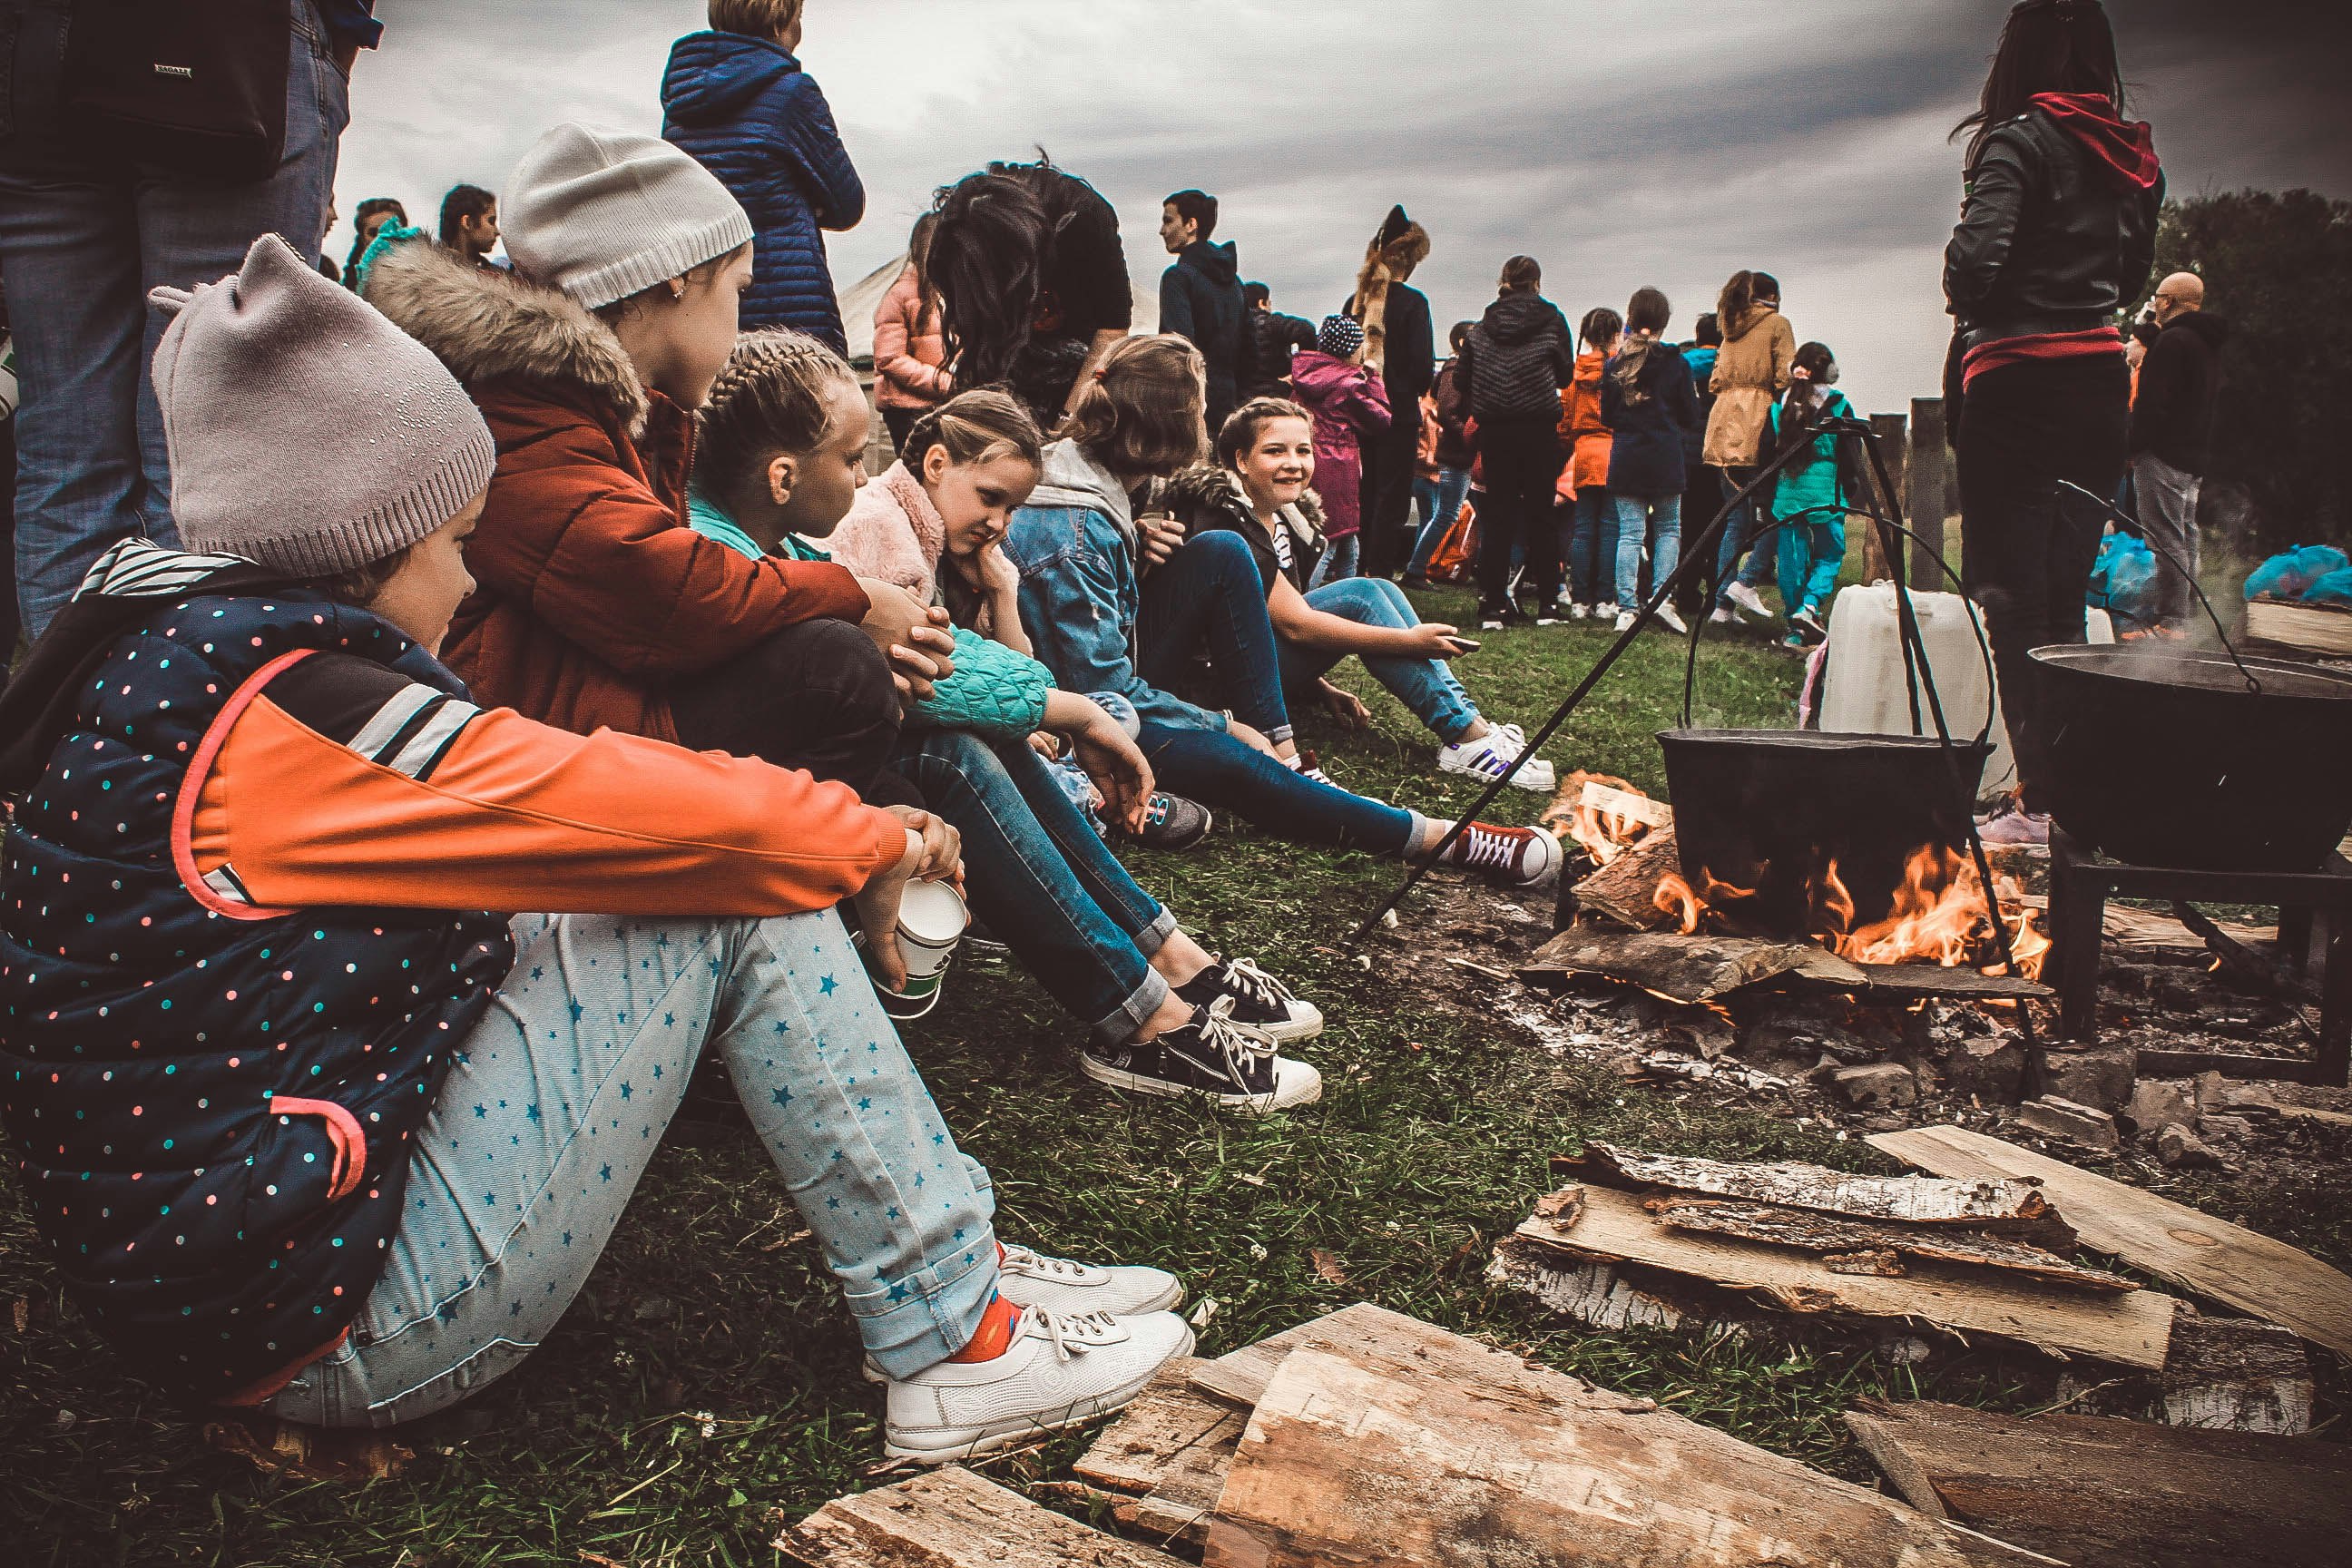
left=855, top=878, right=968, bottom=1020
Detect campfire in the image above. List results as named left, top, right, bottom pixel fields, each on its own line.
left=1550, top=775, right=2047, bottom=981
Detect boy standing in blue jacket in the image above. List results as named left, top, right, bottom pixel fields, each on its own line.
left=662, top=1, right=865, bottom=351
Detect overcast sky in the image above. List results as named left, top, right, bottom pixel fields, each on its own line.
left=333, top=1, right=2351, bottom=417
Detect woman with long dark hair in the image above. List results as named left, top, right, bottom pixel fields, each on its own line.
left=926, top=158, right=1133, bottom=428
left=1944, top=0, right=2161, bottom=846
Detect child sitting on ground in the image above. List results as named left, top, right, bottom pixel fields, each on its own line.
left=1004, top=335, right=1563, bottom=888
left=1760, top=341, right=1864, bottom=647
left=1282, top=314, right=1390, bottom=589
left=686, top=348, right=1322, bottom=1109
left=0, top=235, right=1190, bottom=1461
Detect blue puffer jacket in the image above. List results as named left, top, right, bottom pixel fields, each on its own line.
left=660, top=32, right=865, bottom=350
left=1, top=579, right=513, bottom=1402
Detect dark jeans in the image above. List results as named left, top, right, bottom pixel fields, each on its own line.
left=1140, top=722, right=1417, bottom=858
left=1958, top=354, right=2130, bottom=810
left=1473, top=416, right=1564, bottom=607
left=1357, top=415, right=1420, bottom=580
left=1137, top=530, right=1294, bottom=747
left=669, top=618, right=899, bottom=796
left=880, top=405, right=922, bottom=456
left=894, top=728, right=1174, bottom=1044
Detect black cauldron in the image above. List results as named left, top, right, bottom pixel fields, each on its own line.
left=2033, top=644, right=2352, bottom=872
left=1657, top=730, right=1991, bottom=935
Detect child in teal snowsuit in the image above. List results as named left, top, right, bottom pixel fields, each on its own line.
left=1763, top=342, right=1864, bottom=645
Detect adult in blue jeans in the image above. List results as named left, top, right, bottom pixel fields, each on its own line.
left=0, top=0, right=369, bottom=639
left=1003, top=337, right=1560, bottom=891
left=1161, top=400, right=1559, bottom=795
left=1599, top=289, right=1704, bottom=634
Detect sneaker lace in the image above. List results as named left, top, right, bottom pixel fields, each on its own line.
left=1200, top=995, right=1278, bottom=1079
left=1143, top=794, right=1172, bottom=828
left=1032, top=1307, right=1121, bottom=1362
left=1219, top=956, right=1296, bottom=1010
left=1453, top=824, right=1523, bottom=872
left=999, top=1244, right=1085, bottom=1280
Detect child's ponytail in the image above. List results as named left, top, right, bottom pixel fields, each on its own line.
left=900, top=388, right=1044, bottom=475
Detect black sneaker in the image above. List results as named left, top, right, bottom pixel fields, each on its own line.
left=1477, top=600, right=1525, bottom=631
left=1175, top=957, right=1322, bottom=1044
left=1081, top=1000, right=1322, bottom=1112
left=1120, top=791, right=1212, bottom=851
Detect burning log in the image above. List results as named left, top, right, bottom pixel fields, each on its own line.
left=1567, top=825, right=1689, bottom=930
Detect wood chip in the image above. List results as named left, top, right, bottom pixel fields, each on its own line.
left=1871, top=1125, right=2352, bottom=1358
left=1071, top=1359, right=1244, bottom=1548
left=779, top=1465, right=1186, bottom=1566
left=1517, top=1185, right=2174, bottom=1367
left=1200, top=1319, right=2049, bottom=1567
left=1647, top=1197, right=2135, bottom=1293
left=1845, top=1397, right=2352, bottom=1568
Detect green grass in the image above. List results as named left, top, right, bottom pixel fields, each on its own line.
left=1, top=583, right=2337, bottom=1565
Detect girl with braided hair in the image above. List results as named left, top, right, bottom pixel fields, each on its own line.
left=692, top=348, right=1325, bottom=1112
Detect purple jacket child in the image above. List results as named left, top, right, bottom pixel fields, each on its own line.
left=1288, top=317, right=1392, bottom=540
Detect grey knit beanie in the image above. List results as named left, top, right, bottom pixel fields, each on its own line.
left=149, top=233, right=497, bottom=576
left=502, top=123, right=754, bottom=309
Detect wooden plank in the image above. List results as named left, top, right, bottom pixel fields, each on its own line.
left=1828, top=962, right=2054, bottom=1003
left=1069, top=1359, right=1240, bottom=1549
left=2053, top=1312, right=2314, bottom=1435
left=779, top=1465, right=1187, bottom=1566
left=1870, top=1124, right=2352, bottom=1358
left=1843, top=1398, right=2352, bottom=1568
left=1650, top=1197, right=2135, bottom=1292
left=1200, top=1331, right=2052, bottom=1568
left=1568, top=1141, right=2073, bottom=1242
left=1185, top=1300, right=1425, bottom=1410
left=2136, top=1048, right=2319, bottom=1085
left=1517, top=1185, right=2174, bottom=1367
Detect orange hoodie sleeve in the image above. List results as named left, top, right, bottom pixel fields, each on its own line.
left=185, top=652, right=907, bottom=917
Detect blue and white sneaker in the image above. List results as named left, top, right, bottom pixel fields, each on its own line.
left=1438, top=721, right=1557, bottom=792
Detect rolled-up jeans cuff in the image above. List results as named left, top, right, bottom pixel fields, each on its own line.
left=1267, top=723, right=1295, bottom=748
left=1093, top=965, right=1173, bottom=1048
left=847, top=1230, right=1002, bottom=1379
left=1132, top=904, right=1178, bottom=959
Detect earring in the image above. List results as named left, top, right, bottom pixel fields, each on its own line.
left=669, top=280, right=685, bottom=301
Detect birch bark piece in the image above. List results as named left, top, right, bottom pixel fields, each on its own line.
left=1649, top=1196, right=2135, bottom=1292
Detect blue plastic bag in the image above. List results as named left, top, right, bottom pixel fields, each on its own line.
left=2304, top=568, right=2352, bottom=608
left=2243, top=544, right=2351, bottom=602
left=2087, top=531, right=2160, bottom=629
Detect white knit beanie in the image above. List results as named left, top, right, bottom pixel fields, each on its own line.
left=149, top=234, right=497, bottom=576
left=502, top=123, right=754, bottom=309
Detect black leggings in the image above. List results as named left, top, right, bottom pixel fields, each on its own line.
left=668, top=618, right=901, bottom=798
left=1957, top=354, right=2130, bottom=809
left=1474, top=416, right=1564, bottom=606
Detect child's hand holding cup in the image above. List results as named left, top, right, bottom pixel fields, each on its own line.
left=852, top=808, right=970, bottom=1018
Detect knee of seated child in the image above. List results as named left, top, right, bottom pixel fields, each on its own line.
left=759, top=616, right=895, bottom=704
left=1186, top=529, right=1257, bottom=578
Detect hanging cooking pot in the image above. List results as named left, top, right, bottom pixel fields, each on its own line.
left=2033, top=644, right=2352, bottom=871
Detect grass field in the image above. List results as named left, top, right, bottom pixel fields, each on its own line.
left=3, top=577, right=2340, bottom=1565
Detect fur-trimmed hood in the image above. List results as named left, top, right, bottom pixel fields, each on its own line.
left=362, top=236, right=651, bottom=436
left=1158, top=464, right=1326, bottom=566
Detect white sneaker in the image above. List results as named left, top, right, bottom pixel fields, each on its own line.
left=1438, top=721, right=1557, bottom=792
left=1612, top=610, right=1638, bottom=632
left=996, top=1244, right=1183, bottom=1318
left=1725, top=582, right=1770, bottom=620
left=1655, top=603, right=1689, bottom=635
left=1709, top=606, right=1735, bottom=625
left=1595, top=602, right=1621, bottom=619
left=883, top=1308, right=1193, bottom=1463
left=1569, top=603, right=1591, bottom=621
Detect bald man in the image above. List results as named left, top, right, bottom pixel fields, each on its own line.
left=2130, top=271, right=2230, bottom=631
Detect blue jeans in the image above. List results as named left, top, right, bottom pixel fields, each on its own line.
left=1138, top=530, right=1294, bottom=747
left=1612, top=493, right=1682, bottom=609
left=0, top=0, right=349, bottom=638
left=1140, top=722, right=1421, bottom=858
left=1406, top=467, right=1473, bottom=578
left=1567, top=489, right=1617, bottom=605
left=1306, top=533, right=1358, bottom=590
left=1711, top=465, right=1776, bottom=607
left=1280, top=577, right=1478, bottom=744
left=896, top=728, right=1175, bottom=1044
left=1775, top=514, right=1847, bottom=619
left=266, top=910, right=999, bottom=1427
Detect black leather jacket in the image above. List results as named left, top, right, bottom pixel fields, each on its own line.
left=1943, top=109, right=2162, bottom=348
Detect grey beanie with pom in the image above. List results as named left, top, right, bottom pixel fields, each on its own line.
left=501, top=122, right=753, bottom=309
left=149, top=233, right=496, bottom=576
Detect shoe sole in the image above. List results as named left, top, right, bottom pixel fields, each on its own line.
left=882, top=1327, right=1198, bottom=1463
left=1079, top=1055, right=1322, bottom=1112
left=1250, top=1008, right=1325, bottom=1045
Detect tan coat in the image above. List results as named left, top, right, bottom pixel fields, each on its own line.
left=1703, top=305, right=1796, bottom=467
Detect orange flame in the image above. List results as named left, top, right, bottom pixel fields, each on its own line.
left=1655, top=873, right=1700, bottom=935
left=1813, top=846, right=2046, bottom=982
left=1546, top=771, right=1656, bottom=867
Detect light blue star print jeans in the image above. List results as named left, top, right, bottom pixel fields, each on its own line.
left=267, top=910, right=999, bottom=1428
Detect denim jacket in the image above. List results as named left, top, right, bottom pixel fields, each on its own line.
left=1004, top=441, right=1226, bottom=734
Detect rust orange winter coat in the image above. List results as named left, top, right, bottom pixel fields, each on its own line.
left=364, top=239, right=868, bottom=743
left=1556, top=347, right=1614, bottom=500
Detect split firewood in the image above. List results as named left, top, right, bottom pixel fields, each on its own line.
left=1520, top=928, right=1866, bottom=1003
left=1565, top=824, right=1687, bottom=930
left=1822, top=1248, right=1906, bottom=1276
left=1485, top=1237, right=1704, bottom=1332
left=1844, top=1397, right=2352, bottom=1568
left=2053, top=1312, right=2315, bottom=1435
left=1646, top=1197, right=2135, bottom=1293
left=779, top=1466, right=1186, bottom=1566
left=1558, top=1140, right=2074, bottom=1246
left=1069, top=1358, right=1242, bottom=1549
left=1517, top=1185, right=2173, bottom=1367
left=1872, top=1124, right=2352, bottom=1359
left=1200, top=1316, right=2050, bottom=1568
